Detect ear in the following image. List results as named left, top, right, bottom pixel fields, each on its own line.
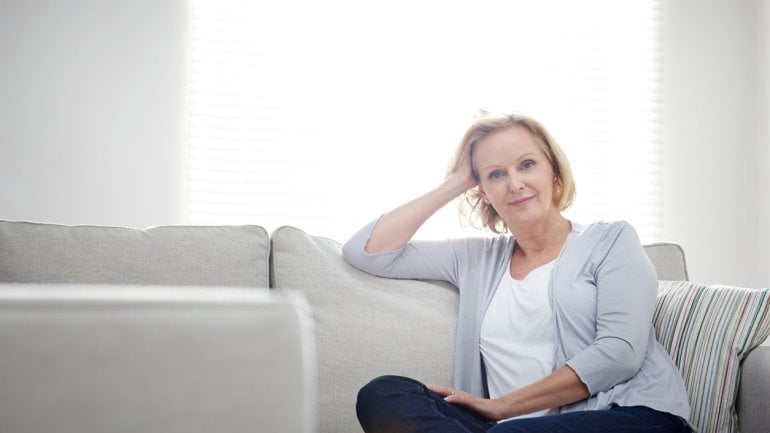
left=478, top=185, right=489, bottom=204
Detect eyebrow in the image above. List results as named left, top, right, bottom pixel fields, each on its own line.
left=479, top=152, right=538, bottom=173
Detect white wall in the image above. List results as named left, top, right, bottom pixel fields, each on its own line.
left=0, top=0, right=187, bottom=228
left=663, top=0, right=766, bottom=287
left=758, top=0, right=770, bottom=286
left=1, top=0, right=767, bottom=287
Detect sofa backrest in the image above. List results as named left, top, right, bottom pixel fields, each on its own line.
left=0, top=219, right=687, bottom=289
left=0, top=220, right=270, bottom=287
left=643, top=242, right=689, bottom=281
left=270, top=225, right=459, bottom=433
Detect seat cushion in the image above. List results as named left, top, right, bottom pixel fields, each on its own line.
left=0, top=220, right=269, bottom=287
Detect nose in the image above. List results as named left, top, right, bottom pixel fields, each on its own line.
left=508, top=172, right=525, bottom=191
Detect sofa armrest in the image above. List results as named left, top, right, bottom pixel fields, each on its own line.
left=738, top=338, right=770, bottom=433
left=0, top=284, right=315, bottom=433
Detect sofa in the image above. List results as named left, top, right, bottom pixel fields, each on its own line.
left=1, top=219, right=768, bottom=433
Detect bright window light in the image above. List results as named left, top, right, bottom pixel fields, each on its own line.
left=187, top=0, right=662, bottom=243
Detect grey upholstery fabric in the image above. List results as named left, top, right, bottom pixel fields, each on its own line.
left=0, top=284, right=314, bottom=433
left=0, top=220, right=269, bottom=287
left=270, top=226, right=458, bottom=433
left=643, top=242, right=689, bottom=281
left=738, top=342, right=770, bottom=433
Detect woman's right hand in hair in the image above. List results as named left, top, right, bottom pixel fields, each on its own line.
left=447, top=141, right=478, bottom=193
left=364, top=143, right=478, bottom=254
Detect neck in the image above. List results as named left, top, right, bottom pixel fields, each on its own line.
left=510, top=214, right=571, bottom=257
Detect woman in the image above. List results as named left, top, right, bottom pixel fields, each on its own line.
left=341, top=112, right=691, bottom=433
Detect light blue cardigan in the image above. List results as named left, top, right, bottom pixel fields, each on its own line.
left=342, top=219, right=690, bottom=421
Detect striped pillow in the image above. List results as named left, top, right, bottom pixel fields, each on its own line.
left=653, top=281, right=770, bottom=433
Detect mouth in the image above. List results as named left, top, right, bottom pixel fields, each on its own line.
left=508, top=196, right=534, bottom=207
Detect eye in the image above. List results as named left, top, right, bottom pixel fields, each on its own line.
left=488, top=169, right=506, bottom=180
left=520, top=160, right=536, bottom=170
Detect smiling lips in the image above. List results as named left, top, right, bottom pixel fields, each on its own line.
left=508, top=195, right=535, bottom=207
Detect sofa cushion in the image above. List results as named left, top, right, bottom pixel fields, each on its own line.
left=653, top=281, right=770, bottom=433
left=269, top=226, right=458, bottom=433
left=0, top=220, right=269, bottom=287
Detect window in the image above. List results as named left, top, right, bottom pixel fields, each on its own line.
left=187, top=0, right=662, bottom=242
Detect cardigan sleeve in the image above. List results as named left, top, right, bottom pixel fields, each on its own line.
left=564, top=222, right=659, bottom=395
left=341, top=217, right=466, bottom=285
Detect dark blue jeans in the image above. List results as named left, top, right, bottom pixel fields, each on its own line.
left=356, top=375, right=692, bottom=433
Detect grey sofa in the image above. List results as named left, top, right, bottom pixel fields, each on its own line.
left=1, top=220, right=768, bottom=433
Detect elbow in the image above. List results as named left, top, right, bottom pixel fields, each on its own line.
left=341, top=239, right=363, bottom=268
left=616, top=357, right=644, bottom=382
left=573, top=338, right=647, bottom=395
left=341, top=237, right=393, bottom=276
left=606, top=338, right=647, bottom=382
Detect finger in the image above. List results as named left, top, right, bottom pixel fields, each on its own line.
left=444, top=392, right=460, bottom=403
left=426, top=384, right=453, bottom=397
left=444, top=391, right=473, bottom=406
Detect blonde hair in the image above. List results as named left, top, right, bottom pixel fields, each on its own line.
left=447, top=112, right=576, bottom=233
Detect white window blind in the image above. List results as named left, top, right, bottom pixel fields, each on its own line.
left=188, top=0, right=662, bottom=243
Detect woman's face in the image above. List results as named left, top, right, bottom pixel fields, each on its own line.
left=474, top=126, right=558, bottom=231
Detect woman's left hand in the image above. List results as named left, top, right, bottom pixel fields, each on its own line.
left=427, top=366, right=589, bottom=422
left=426, top=384, right=508, bottom=422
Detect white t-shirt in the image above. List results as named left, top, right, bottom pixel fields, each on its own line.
left=480, top=260, right=557, bottom=419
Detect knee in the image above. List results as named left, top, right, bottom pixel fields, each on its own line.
left=356, top=375, right=423, bottom=428
left=357, top=375, right=418, bottom=406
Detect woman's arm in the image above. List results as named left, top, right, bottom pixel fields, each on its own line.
left=429, top=365, right=589, bottom=421
left=365, top=145, right=477, bottom=253
left=430, top=223, right=657, bottom=421
left=365, top=176, right=472, bottom=253
left=563, top=223, right=658, bottom=394
left=341, top=144, right=479, bottom=281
